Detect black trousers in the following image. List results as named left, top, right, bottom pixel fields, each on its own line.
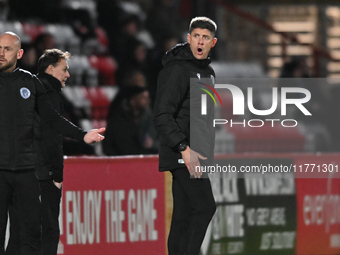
left=7, top=179, right=62, bottom=255
left=0, top=170, right=41, bottom=255
left=40, top=179, right=62, bottom=255
left=168, top=168, right=216, bottom=255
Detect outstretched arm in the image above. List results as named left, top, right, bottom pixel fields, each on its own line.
left=84, top=127, right=106, bottom=144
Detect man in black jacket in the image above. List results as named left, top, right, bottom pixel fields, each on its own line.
left=7, top=49, right=75, bottom=255
left=153, top=17, right=217, bottom=255
left=0, top=32, right=105, bottom=255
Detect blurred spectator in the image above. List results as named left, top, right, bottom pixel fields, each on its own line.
left=107, top=68, right=148, bottom=125
left=145, top=0, right=185, bottom=47
left=278, top=57, right=326, bottom=123
left=97, top=0, right=139, bottom=62
left=103, top=85, right=158, bottom=155
left=96, top=0, right=123, bottom=44
left=279, top=57, right=332, bottom=151
left=0, top=0, right=8, bottom=20
left=110, top=14, right=142, bottom=65
left=117, top=37, right=150, bottom=78
left=279, top=56, right=310, bottom=78
left=147, top=34, right=179, bottom=107
left=34, top=33, right=56, bottom=59
left=61, top=7, right=97, bottom=41
left=17, top=43, right=38, bottom=74
left=97, top=0, right=153, bottom=62
left=116, top=67, right=146, bottom=88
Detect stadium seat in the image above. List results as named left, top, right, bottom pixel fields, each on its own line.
left=1, top=21, right=31, bottom=43
left=83, top=87, right=111, bottom=120
left=88, top=55, right=117, bottom=85
left=62, top=86, right=90, bottom=109
left=44, top=24, right=81, bottom=54
left=95, top=27, right=109, bottom=49
left=67, top=55, right=98, bottom=86
left=22, top=23, right=46, bottom=41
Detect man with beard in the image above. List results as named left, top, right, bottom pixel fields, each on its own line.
left=0, top=32, right=105, bottom=255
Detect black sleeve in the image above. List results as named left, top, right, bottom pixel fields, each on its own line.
left=153, top=64, right=188, bottom=149
left=34, top=76, right=86, bottom=141
left=103, top=113, right=142, bottom=156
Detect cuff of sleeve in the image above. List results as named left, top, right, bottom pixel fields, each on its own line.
left=53, top=176, right=63, bottom=183
left=176, top=140, right=188, bottom=152
left=75, top=130, right=87, bottom=143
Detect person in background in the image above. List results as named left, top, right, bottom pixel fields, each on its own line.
left=17, top=42, right=38, bottom=74
left=0, top=31, right=104, bottom=255
left=34, top=32, right=55, bottom=59
left=103, top=85, right=158, bottom=156
left=153, top=17, right=217, bottom=255
left=147, top=34, right=179, bottom=108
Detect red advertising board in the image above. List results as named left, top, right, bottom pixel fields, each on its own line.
left=58, top=156, right=166, bottom=255
left=54, top=153, right=340, bottom=255
left=294, top=155, right=340, bottom=255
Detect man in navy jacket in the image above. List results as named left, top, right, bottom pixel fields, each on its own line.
left=0, top=32, right=104, bottom=255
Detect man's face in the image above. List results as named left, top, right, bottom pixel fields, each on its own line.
left=47, top=58, right=70, bottom=87
left=131, top=91, right=150, bottom=112
left=0, top=33, right=23, bottom=72
left=187, top=28, right=217, bottom=60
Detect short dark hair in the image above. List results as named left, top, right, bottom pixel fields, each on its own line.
left=189, top=17, right=217, bottom=35
left=37, top=48, right=70, bottom=74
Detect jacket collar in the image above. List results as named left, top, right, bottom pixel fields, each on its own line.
left=162, top=42, right=211, bottom=67
left=37, top=72, right=62, bottom=92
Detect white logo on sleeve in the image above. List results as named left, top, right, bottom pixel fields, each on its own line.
left=20, top=87, right=31, bottom=99
left=210, top=75, right=215, bottom=85
left=197, top=73, right=201, bottom=80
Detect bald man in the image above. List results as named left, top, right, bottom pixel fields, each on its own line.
left=0, top=32, right=105, bottom=255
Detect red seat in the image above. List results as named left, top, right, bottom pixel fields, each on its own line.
left=95, top=27, right=109, bottom=48
left=91, top=119, right=107, bottom=129
left=22, top=23, right=46, bottom=41
left=88, top=55, right=117, bottom=85
left=83, top=87, right=111, bottom=120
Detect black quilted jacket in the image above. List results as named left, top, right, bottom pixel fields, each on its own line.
left=153, top=43, right=215, bottom=171
left=0, top=68, right=85, bottom=171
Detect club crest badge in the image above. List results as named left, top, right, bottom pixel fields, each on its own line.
left=20, top=87, right=31, bottom=99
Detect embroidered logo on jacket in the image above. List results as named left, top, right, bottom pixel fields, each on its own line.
left=20, top=87, right=31, bottom=99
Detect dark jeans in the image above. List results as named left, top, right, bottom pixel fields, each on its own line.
left=7, top=179, right=62, bottom=255
left=168, top=168, right=216, bottom=255
left=0, top=170, right=41, bottom=255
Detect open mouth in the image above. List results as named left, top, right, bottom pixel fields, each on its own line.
left=197, top=47, right=203, bottom=55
